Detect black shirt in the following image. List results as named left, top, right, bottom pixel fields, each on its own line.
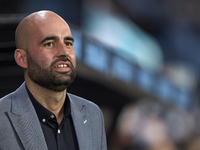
left=27, top=87, right=79, bottom=150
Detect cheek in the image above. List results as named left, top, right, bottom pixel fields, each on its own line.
left=28, top=44, right=53, bottom=68
left=30, top=51, right=50, bottom=68
left=70, top=52, right=76, bottom=67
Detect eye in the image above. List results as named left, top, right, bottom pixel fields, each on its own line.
left=65, top=41, right=73, bottom=46
left=44, top=42, right=54, bottom=47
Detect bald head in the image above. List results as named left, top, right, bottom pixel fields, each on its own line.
left=15, top=10, right=68, bottom=50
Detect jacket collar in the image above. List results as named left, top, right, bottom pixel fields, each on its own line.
left=8, top=82, right=48, bottom=150
left=68, top=93, right=93, bottom=150
left=8, top=82, right=93, bottom=150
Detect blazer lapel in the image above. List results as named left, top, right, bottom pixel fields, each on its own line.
left=69, top=94, right=93, bottom=150
left=7, top=83, right=48, bottom=150
left=7, top=111, right=48, bottom=150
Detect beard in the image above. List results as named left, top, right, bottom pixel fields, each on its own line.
left=26, top=53, right=76, bottom=92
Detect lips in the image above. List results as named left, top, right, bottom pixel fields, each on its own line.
left=54, top=61, right=72, bottom=72
left=55, top=64, right=69, bottom=68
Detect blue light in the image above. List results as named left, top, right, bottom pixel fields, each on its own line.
left=84, top=42, right=108, bottom=73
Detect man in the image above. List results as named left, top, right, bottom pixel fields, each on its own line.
left=0, top=10, right=107, bottom=150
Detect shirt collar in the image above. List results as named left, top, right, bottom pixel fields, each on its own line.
left=26, top=85, right=71, bottom=123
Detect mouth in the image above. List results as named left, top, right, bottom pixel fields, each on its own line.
left=55, top=64, right=70, bottom=68
left=54, top=61, right=72, bottom=72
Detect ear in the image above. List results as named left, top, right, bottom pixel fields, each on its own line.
left=14, top=49, right=27, bottom=68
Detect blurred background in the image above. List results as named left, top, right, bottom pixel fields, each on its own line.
left=1, top=0, right=200, bottom=149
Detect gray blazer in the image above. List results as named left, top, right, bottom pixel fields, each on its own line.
left=0, top=82, right=107, bottom=150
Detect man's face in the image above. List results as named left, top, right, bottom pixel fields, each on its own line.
left=25, top=13, right=76, bottom=92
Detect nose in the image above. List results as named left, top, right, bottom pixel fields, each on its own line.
left=56, top=42, right=70, bottom=57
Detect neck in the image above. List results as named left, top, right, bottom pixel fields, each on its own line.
left=26, top=78, right=67, bottom=124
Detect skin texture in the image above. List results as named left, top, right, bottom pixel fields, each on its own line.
left=14, top=10, right=76, bottom=124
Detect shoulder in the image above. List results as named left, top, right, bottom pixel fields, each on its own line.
left=0, top=92, right=13, bottom=110
left=67, top=93, right=100, bottom=108
left=68, top=93, right=105, bottom=128
left=0, top=82, right=28, bottom=112
left=67, top=93, right=102, bottom=114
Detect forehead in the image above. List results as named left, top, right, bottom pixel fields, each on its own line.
left=30, top=13, right=72, bottom=40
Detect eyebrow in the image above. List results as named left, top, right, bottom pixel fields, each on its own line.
left=40, top=36, right=74, bottom=45
left=40, top=36, right=58, bottom=45
left=64, top=36, right=74, bottom=42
